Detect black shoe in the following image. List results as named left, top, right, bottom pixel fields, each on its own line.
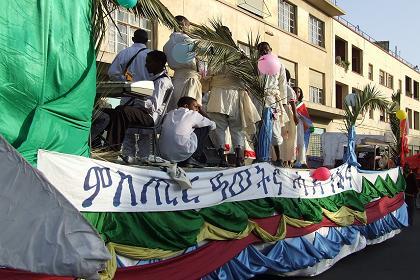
left=178, top=157, right=204, bottom=168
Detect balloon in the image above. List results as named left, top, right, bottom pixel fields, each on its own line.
left=116, top=0, right=137, bottom=8
left=396, top=109, right=407, bottom=120
left=310, top=167, right=331, bottom=181
left=344, top=92, right=357, bottom=107
left=172, top=43, right=195, bottom=64
left=258, top=54, right=280, bottom=75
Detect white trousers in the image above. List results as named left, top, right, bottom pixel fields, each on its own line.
left=209, top=112, right=244, bottom=148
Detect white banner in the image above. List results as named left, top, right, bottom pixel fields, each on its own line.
left=37, top=150, right=399, bottom=212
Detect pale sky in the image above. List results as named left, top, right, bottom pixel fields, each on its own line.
left=336, top=0, right=420, bottom=67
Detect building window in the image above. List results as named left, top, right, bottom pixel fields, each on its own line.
left=282, top=58, right=297, bottom=86
left=406, top=76, right=412, bottom=96
left=387, top=73, right=394, bottom=89
left=379, top=108, right=386, bottom=122
left=406, top=108, right=413, bottom=129
left=379, top=70, right=385, bottom=86
left=335, top=36, right=348, bottom=67
left=108, top=9, right=154, bottom=53
left=335, top=82, right=348, bottom=109
left=310, top=87, right=324, bottom=104
left=368, top=64, right=373, bottom=80
left=238, top=0, right=266, bottom=17
left=414, top=80, right=419, bottom=100
left=414, top=111, right=419, bottom=130
left=369, top=109, right=374, bottom=119
left=399, top=79, right=402, bottom=93
left=279, top=1, right=297, bottom=34
left=238, top=41, right=251, bottom=57
left=309, top=15, right=324, bottom=47
left=309, top=69, right=324, bottom=104
left=351, top=45, right=363, bottom=74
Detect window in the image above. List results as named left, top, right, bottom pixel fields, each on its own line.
left=414, top=111, right=419, bottom=130
left=309, top=69, right=324, bottom=104
left=379, top=108, right=386, bottom=122
left=369, top=109, right=374, bottom=119
left=405, top=76, right=412, bottom=96
left=387, top=73, right=394, bottom=89
left=399, top=79, right=402, bottom=93
left=406, top=108, right=413, bottom=129
left=335, top=82, right=349, bottom=109
left=279, top=1, right=297, bottom=34
left=368, top=64, right=373, bottom=80
left=414, top=80, right=419, bottom=100
left=282, top=58, right=297, bottom=86
left=309, top=15, right=324, bottom=47
left=238, top=0, right=266, bottom=17
left=379, top=70, right=385, bottom=86
left=335, top=37, right=347, bottom=66
left=238, top=41, right=251, bottom=57
left=108, top=9, right=154, bottom=53
left=310, top=87, right=324, bottom=104
left=351, top=46, right=363, bottom=74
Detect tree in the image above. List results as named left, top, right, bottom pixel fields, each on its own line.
left=343, top=84, right=389, bottom=165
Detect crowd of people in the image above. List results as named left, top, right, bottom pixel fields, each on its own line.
left=91, top=15, right=311, bottom=168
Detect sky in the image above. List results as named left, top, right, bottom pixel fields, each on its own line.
left=336, top=0, right=420, bottom=67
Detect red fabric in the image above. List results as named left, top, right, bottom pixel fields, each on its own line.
left=0, top=269, right=73, bottom=280
left=2, top=193, right=405, bottom=280
left=400, top=119, right=409, bottom=166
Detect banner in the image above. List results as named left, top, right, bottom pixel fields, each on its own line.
left=37, top=150, right=400, bottom=212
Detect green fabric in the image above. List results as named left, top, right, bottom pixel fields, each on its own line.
left=0, top=0, right=96, bottom=165
left=83, top=171, right=405, bottom=251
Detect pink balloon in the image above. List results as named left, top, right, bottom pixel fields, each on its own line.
left=310, top=167, right=331, bottom=181
left=258, top=54, right=280, bottom=75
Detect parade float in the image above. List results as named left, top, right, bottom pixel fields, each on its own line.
left=0, top=0, right=408, bottom=279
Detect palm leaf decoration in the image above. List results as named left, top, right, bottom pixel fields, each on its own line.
left=190, top=19, right=266, bottom=105
left=343, top=84, right=389, bottom=131
left=93, top=0, right=178, bottom=52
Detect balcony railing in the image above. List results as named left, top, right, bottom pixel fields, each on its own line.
left=336, top=16, right=420, bottom=74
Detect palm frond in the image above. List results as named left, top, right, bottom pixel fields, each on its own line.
left=190, top=19, right=266, bottom=105
left=344, top=84, right=389, bottom=130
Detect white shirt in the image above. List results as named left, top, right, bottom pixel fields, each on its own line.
left=146, top=71, right=174, bottom=122
left=159, top=108, right=216, bottom=162
left=163, top=32, right=196, bottom=70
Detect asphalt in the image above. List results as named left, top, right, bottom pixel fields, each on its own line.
left=253, top=208, right=420, bottom=280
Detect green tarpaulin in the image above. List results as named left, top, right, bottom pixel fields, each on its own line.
left=0, top=0, right=96, bottom=165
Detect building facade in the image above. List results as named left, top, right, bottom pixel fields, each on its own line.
left=97, top=0, right=420, bottom=157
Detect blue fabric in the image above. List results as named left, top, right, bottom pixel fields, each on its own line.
left=343, top=126, right=360, bottom=167
left=256, top=108, right=273, bottom=162
left=203, top=205, right=407, bottom=280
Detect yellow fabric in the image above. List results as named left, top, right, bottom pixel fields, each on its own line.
left=99, top=207, right=367, bottom=279
left=322, top=207, right=367, bottom=226
left=197, top=221, right=254, bottom=241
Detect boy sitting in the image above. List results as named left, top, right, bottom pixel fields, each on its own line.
left=159, top=97, right=216, bottom=167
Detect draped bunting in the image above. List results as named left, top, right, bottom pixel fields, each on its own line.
left=98, top=192, right=405, bottom=279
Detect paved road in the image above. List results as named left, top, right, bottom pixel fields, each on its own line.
left=254, top=208, right=419, bottom=280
